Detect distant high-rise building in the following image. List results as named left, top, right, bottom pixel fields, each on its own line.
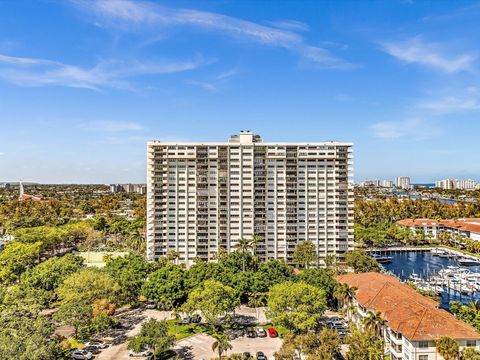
left=146, top=131, right=354, bottom=266
left=109, top=184, right=147, bottom=194
left=380, top=180, right=393, bottom=188
left=435, top=179, right=477, bottom=190
left=396, top=176, right=411, bottom=189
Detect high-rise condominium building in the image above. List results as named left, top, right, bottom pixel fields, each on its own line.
left=435, top=179, right=477, bottom=190
left=146, top=131, right=354, bottom=266
left=395, top=176, right=411, bottom=189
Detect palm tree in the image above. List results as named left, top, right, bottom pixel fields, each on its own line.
left=235, top=237, right=252, bottom=272
left=333, top=283, right=356, bottom=308
left=211, top=333, right=232, bottom=359
left=436, top=336, right=459, bottom=360
left=250, top=235, right=262, bottom=270
left=361, top=311, right=385, bottom=338
left=248, top=292, right=267, bottom=321
left=469, top=300, right=480, bottom=312
left=346, top=303, right=357, bottom=322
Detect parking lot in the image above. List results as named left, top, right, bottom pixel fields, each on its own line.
left=176, top=333, right=282, bottom=359
left=92, top=307, right=281, bottom=360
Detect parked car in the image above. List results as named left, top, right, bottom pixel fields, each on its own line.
left=246, top=328, right=257, bottom=338
left=72, top=350, right=93, bottom=360
left=255, top=327, right=267, bottom=337
left=181, top=316, right=191, bottom=324
left=191, top=314, right=201, bottom=323
left=129, top=349, right=153, bottom=357
left=83, top=346, right=100, bottom=355
left=267, top=327, right=278, bottom=337
left=157, top=349, right=177, bottom=360
left=243, top=352, right=251, bottom=359
left=256, top=351, right=267, bottom=360
left=85, top=340, right=108, bottom=349
left=145, top=302, right=156, bottom=309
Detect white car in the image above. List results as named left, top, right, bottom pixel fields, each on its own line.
left=129, top=349, right=153, bottom=357
left=72, top=350, right=93, bottom=360
left=85, top=340, right=108, bottom=349
left=255, top=327, right=267, bottom=337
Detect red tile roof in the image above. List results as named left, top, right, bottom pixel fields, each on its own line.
left=337, top=272, right=480, bottom=341
left=397, top=218, right=480, bottom=234
left=19, top=194, right=42, bottom=202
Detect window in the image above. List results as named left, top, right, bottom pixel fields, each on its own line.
left=418, top=356, right=428, bottom=360
left=418, top=341, right=429, bottom=348
left=467, top=340, right=477, bottom=347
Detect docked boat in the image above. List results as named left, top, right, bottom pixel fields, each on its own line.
left=458, top=258, right=480, bottom=266
left=370, top=253, right=393, bottom=264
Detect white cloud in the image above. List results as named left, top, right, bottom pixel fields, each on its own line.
left=371, top=118, right=440, bottom=140
left=419, top=96, right=480, bottom=113
left=0, top=152, right=5, bottom=156
left=73, top=0, right=353, bottom=69
left=80, top=120, right=144, bottom=132
left=266, top=19, right=310, bottom=32
left=382, top=37, right=476, bottom=73
left=0, top=53, right=211, bottom=90
left=185, top=80, right=217, bottom=92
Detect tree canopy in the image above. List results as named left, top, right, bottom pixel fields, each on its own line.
left=267, top=281, right=327, bottom=332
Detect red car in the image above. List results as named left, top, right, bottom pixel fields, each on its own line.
left=267, top=327, right=278, bottom=337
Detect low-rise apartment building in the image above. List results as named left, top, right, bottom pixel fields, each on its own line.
left=397, top=218, right=480, bottom=241
left=337, top=272, right=480, bottom=360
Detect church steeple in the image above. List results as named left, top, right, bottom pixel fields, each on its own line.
left=19, top=180, right=24, bottom=200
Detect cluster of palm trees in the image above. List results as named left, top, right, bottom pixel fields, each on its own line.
left=333, top=283, right=387, bottom=348
left=234, top=235, right=262, bottom=272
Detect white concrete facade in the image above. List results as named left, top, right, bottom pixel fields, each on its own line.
left=146, top=131, right=354, bottom=266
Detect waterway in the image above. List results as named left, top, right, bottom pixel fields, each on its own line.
left=380, top=251, right=480, bottom=309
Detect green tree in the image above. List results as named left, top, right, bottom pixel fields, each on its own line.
left=54, top=300, right=92, bottom=338
left=104, top=252, right=153, bottom=305
left=436, top=336, right=459, bottom=360
left=310, top=328, right=340, bottom=360
left=250, top=260, right=294, bottom=294
left=333, top=283, right=356, bottom=308
left=235, top=237, right=253, bottom=272
left=266, top=281, right=327, bottom=332
left=128, top=319, right=175, bottom=360
left=292, top=240, right=317, bottom=269
left=361, top=311, right=385, bottom=338
left=56, top=268, right=119, bottom=304
left=19, top=254, right=84, bottom=305
left=345, top=250, right=380, bottom=273
left=345, top=326, right=383, bottom=360
left=182, top=280, right=239, bottom=325
left=0, top=309, right=60, bottom=360
left=274, top=330, right=339, bottom=360
left=461, top=347, right=480, bottom=360
left=0, top=241, right=42, bottom=284
left=297, top=268, right=338, bottom=307
left=211, top=333, right=233, bottom=359
left=141, top=263, right=186, bottom=310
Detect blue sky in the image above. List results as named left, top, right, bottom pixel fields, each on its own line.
left=0, top=0, right=479, bottom=184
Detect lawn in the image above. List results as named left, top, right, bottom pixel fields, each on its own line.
left=167, top=320, right=214, bottom=340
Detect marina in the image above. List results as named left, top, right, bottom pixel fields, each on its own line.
left=371, top=248, right=480, bottom=309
